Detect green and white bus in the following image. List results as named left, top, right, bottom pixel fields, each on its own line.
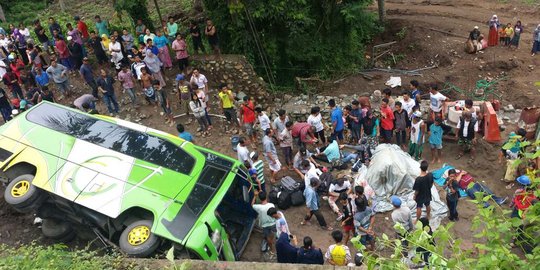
left=0, top=102, right=256, bottom=260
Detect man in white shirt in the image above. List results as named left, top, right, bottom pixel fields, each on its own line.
left=429, top=83, right=447, bottom=121
left=108, top=36, right=123, bottom=70
left=237, top=137, right=253, bottom=166
left=131, top=56, right=146, bottom=80
left=400, top=91, right=416, bottom=116
left=301, top=160, right=321, bottom=188
left=190, top=68, right=208, bottom=93
left=328, top=178, right=351, bottom=217
left=293, top=147, right=320, bottom=179
left=455, top=111, right=478, bottom=160
left=255, top=107, right=271, bottom=135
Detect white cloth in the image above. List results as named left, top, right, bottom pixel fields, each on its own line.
left=385, top=76, right=402, bottom=87
left=429, top=92, right=447, bottom=112
left=307, top=113, right=324, bottom=132
left=132, top=62, right=146, bottom=79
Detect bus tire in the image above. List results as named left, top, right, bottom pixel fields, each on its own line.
left=4, top=174, right=44, bottom=212
left=119, top=220, right=160, bottom=257
left=41, top=218, right=76, bottom=242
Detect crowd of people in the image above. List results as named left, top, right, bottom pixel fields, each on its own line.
left=466, top=14, right=540, bottom=55
left=0, top=15, right=222, bottom=123
left=0, top=11, right=538, bottom=268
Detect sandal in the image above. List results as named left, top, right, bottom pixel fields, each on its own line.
left=300, top=221, right=311, bottom=226
left=323, top=226, right=334, bottom=231
left=455, top=154, right=464, bottom=160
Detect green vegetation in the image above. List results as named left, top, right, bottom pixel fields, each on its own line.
left=202, top=0, right=381, bottom=87
left=0, top=243, right=126, bottom=270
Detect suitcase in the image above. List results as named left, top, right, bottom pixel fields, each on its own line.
left=280, top=176, right=300, bottom=192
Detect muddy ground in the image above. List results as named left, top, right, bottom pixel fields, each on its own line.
left=1, top=0, right=538, bottom=263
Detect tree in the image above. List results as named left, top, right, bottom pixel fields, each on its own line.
left=114, top=0, right=153, bottom=32
left=377, top=0, right=385, bottom=23
left=0, top=4, right=6, bottom=22
left=202, top=0, right=379, bottom=87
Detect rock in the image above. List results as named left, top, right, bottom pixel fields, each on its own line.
left=504, top=104, right=515, bottom=112
left=502, top=116, right=510, bottom=121
left=528, top=65, right=534, bottom=70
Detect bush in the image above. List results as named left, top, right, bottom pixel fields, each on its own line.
left=0, top=243, right=124, bottom=270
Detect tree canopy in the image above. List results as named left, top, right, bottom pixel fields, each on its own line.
left=202, top=0, right=380, bottom=87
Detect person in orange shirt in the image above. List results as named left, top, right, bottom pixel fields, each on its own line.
left=498, top=24, right=506, bottom=45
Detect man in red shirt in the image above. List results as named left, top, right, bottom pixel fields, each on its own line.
left=380, top=98, right=394, bottom=143
left=292, top=122, right=317, bottom=147
left=74, top=16, right=90, bottom=40
left=240, top=96, right=256, bottom=143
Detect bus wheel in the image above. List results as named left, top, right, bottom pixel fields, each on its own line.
left=41, top=218, right=76, bottom=242
left=4, top=174, right=44, bottom=213
left=119, top=220, right=160, bottom=257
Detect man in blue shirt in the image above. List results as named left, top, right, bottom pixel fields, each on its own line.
left=328, top=99, right=344, bottom=143
left=177, top=123, right=194, bottom=143
left=301, top=178, right=332, bottom=230
left=409, top=80, right=421, bottom=106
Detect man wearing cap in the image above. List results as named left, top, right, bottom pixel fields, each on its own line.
left=79, top=57, right=98, bottom=98
left=328, top=99, right=344, bottom=143
left=390, top=195, right=414, bottom=256
left=176, top=74, right=192, bottom=117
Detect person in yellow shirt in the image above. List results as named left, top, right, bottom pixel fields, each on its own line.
left=504, top=23, right=514, bottom=46
left=218, top=83, right=240, bottom=132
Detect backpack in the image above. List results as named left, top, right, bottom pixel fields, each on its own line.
left=268, top=188, right=279, bottom=204
left=277, top=190, right=292, bottom=210
left=330, top=244, right=348, bottom=266
left=290, top=189, right=305, bottom=206
left=280, top=176, right=300, bottom=192
left=317, top=172, right=334, bottom=195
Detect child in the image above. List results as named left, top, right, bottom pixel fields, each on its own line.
left=338, top=193, right=354, bottom=246
left=250, top=152, right=266, bottom=193
left=498, top=24, right=506, bottom=45
left=246, top=161, right=264, bottom=193
left=325, top=230, right=352, bottom=266
left=153, top=80, right=174, bottom=126
left=504, top=23, right=514, bottom=46
left=393, top=101, right=410, bottom=151
left=409, top=111, right=426, bottom=160
left=429, top=117, right=443, bottom=164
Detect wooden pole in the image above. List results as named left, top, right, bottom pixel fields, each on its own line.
left=0, top=4, right=6, bottom=22
left=377, top=0, right=385, bottom=23
left=153, top=0, right=164, bottom=28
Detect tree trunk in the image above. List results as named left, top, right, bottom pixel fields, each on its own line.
left=377, top=0, right=385, bottom=23
left=0, top=4, right=6, bottom=22
left=59, top=0, right=66, bottom=12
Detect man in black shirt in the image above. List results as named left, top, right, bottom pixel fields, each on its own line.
left=413, top=160, right=434, bottom=223
left=34, top=20, right=53, bottom=54
left=0, top=88, right=12, bottom=122
left=189, top=20, right=205, bottom=54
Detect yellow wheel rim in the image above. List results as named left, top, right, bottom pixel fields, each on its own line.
left=127, top=225, right=150, bottom=246
left=11, top=180, right=30, bottom=198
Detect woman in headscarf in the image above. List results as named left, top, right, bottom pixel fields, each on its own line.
left=532, top=24, right=540, bottom=56
left=509, top=21, right=524, bottom=50
left=487, top=15, right=500, bottom=47
left=153, top=29, right=172, bottom=69
left=101, top=34, right=110, bottom=52
left=144, top=50, right=166, bottom=87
